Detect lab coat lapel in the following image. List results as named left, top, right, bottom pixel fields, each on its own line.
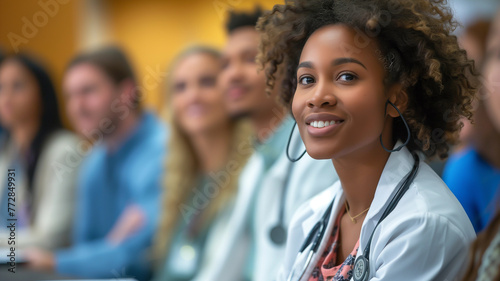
left=205, top=153, right=264, bottom=281
left=289, top=141, right=418, bottom=281
left=359, top=141, right=415, bottom=254
left=294, top=182, right=344, bottom=281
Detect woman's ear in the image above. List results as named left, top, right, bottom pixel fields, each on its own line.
left=387, top=83, right=408, bottom=118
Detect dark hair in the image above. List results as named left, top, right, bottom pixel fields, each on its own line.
left=226, top=6, right=264, bottom=33
left=1, top=53, right=62, bottom=196
left=257, top=0, right=479, bottom=160
left=67, top=46, right=141, bottom=108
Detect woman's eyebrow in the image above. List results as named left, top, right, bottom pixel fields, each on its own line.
left=332, top=57, right=367, bottom=70
left=297, top=58, right=367, bottom=71
left=297, top=61, right=314, bottom=70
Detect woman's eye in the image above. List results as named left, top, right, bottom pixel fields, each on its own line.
left=338, top=73, right=356, bottom=82
left=199, top=76, right=216, bottom=88
left=299, top=76, right=315, bottom=85
left=13, top=81, right=25, bottom=91
left=173, top=82, right=186, bottom=94
left=245, top=55, right=256, bottom=64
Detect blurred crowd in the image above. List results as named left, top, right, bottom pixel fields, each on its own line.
left=0, top=2, right=499, bottom=281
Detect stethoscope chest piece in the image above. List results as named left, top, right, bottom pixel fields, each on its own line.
left=353, top=255, right=369, bottom=281
left=270, top=225, right=287, bottom=245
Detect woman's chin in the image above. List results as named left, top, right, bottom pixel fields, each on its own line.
left=305, top=147, right=337, bottom=160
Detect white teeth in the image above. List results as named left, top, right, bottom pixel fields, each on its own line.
left=309, top=120, right=341, bottom=128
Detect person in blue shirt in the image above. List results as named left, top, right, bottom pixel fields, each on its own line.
left=462, top=10, right=500, bottom=281
left=25, top=46, right=168, bottom=281
left=443, top=140, right=500, bottom=233
left=443, top=19, right=500, bottom=233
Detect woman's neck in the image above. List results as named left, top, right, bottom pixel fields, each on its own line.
left=332, top=139, right=391, bottom=215
left=476, top=134, right=500, bottom=169
left=11, top=119, right=40, bottom=153
left=191, top=124, right=232, bottom=173
left=473, top=106, right=500, bottom=169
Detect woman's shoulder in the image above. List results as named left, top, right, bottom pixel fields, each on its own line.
left=43, top=129, right=79, bottom=149
left=38, top=129, right=80, bottom=167
left=387, top=160, right=475, bottom=238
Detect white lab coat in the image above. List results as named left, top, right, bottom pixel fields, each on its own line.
left=195, top=141, right=338, bottom=281
left=278, top=143, right=476, bottom=281
left=0, top=130, right=79, bottom=250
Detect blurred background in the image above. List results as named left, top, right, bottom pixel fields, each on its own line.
left=0, top=0, right=279, bottom=127
left=0, top=0, right=498, bottom=127
left=0, top=1, right=500, bottom=281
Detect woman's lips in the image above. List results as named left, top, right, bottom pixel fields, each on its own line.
left=227, top=86, right=248, bottom=101
left=185, top=103, right=208, bottom=118
left=304, top=113, right=345, bottom=137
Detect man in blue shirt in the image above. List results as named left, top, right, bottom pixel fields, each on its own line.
left=444, top=147, right=500, bottom=232
left=25, top=47, right=168, bottom=281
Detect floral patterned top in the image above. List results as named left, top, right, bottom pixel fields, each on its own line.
left=308, top=208, right=360, bottom=281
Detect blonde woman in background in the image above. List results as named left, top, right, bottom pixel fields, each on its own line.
left=153, top=46, right=252, bottom=281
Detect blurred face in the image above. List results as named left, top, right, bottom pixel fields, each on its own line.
left=64, top=63, right=119, bottom=136
left=0, top=59, right=41, bottom=129
left=292, top=24, right=394, bottom=160
left=483, top=12, right=500, bottom=132
left=171, top=52, right=228, bottom=136
left=219, top=27, right=276, bottom=118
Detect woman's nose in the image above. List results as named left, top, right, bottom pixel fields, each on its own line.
left=306, top=81, right=337, bottom=108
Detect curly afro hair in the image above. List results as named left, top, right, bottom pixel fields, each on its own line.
left=256, top=0, right=478, bottom=160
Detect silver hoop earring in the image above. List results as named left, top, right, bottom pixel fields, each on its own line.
left=286, top=121, right=307, bottom=162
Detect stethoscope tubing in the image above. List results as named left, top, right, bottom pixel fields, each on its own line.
left=287, top=152, right=420, bottom=281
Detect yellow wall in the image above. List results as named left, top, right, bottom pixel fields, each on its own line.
left=0, top=0, right=280, bottom=122
left=106, top=0, right=279, bottom=112
left=0, top=0, right=82, bottom=127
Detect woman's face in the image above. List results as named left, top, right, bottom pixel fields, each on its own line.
left=483, top=12, right=500, bottom=132
left=171, top=52, right=228, bottom=136
left=292, top=24, right=395, bottom=160
left=0, top=59, right=41, bottom=129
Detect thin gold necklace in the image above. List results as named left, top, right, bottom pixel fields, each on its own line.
left=345, top=201, right=370, bottom=223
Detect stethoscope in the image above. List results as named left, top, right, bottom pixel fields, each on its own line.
left=287, top=152, right=420, bottom=281
left=270, top=123, right=308, bottom=245
left=269, top=155, right=296, bottom=245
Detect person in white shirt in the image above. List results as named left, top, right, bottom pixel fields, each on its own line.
left=196, top=8, right=339, bottom=281
left=256, top=0, right=478, bottom=280
left=0, top=54, right=79, bottom=251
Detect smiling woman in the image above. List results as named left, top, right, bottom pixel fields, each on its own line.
left=152, top=46, right=252, bottom=281
left=256, top=0, right=479, bottom=280
left=293, top=25, right=394, bottom=160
